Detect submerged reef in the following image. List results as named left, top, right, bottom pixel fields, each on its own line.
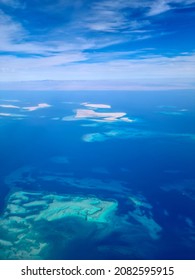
left=0, top=191, right=118, bottom=259
left=82, top=128, right=195, bottom=142
left=161, top=180, right=195, bottom=201
left=2, top=166, right=179, bottom=259
left=128, top=195, right=162, bottom=240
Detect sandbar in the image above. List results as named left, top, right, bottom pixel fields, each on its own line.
left=23, top=103, right=51, bottom=111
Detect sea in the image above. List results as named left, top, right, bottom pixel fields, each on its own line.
left=0, top=90, right=194, bottom=260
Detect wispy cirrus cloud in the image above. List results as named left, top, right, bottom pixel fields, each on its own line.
left=0, top=0, right=21, bottom=8
left=81, top=0, right=149, bottom=33
left=147, top=0, right=171, bottom=16
left=1, top=50, right=194, bottom=90
left=0, top=0, right=193, bottom=54
left=0, top=10, right=76, bottom=54
left=0, top=10, right=25, bottom=42
left=0, top=7, right=131, bottom=56
left=147, top=0, right=195, bottom=16
left=0, top=0, right=194, bottom=89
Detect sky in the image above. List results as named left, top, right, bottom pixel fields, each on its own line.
left=0, top=0, right=195, bottom=90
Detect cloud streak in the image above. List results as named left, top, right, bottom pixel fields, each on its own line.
left=0, top=0, right=194, bottom=89
left=1, top=51, right=194, bottom=84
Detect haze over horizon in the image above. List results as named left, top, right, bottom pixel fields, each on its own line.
left=0, top=0, right=195, bottom=90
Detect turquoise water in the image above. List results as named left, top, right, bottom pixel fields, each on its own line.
left=0, top=90, right=195, bottom=259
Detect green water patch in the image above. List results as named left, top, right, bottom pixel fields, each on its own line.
left=0, top=190, right=118, bottom=259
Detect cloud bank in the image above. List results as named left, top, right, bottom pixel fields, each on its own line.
left=0, top=0, right=194, bottom=90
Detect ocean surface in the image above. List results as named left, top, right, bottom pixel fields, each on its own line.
left=0, top=90, right=194, bottom=260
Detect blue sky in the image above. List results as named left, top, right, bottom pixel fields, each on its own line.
left=0, top=0, right=194, bottom=90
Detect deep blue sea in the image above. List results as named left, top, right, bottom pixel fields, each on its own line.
left=0, top=90, right=194, bottom=260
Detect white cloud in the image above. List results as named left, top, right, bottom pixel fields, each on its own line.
left=172, top=0, right=195, bottom=4
left=0, top=11, right=80, bottom=54
left=0, top=0, right=194, bottom=90
left=147, top=0, right=195, bottom=16
left=0, top=0, right=21, bottom=7
left=0, top=51, right=87, bottom=71
left=79, top=0, right=195, bottom=32
left=147, top=0, right=171, bottom=16
left=0, top=7, right=133, bottom=56
left=0, top=51, right=194, bottom=90
left=2, top=0, right=188, bottom=58
left=83, top=0, right=149, bottom=33
left=0, top=10, right=25, bottom=43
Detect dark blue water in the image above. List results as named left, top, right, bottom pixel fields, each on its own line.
left=0, top=90, right=195, bottom=260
